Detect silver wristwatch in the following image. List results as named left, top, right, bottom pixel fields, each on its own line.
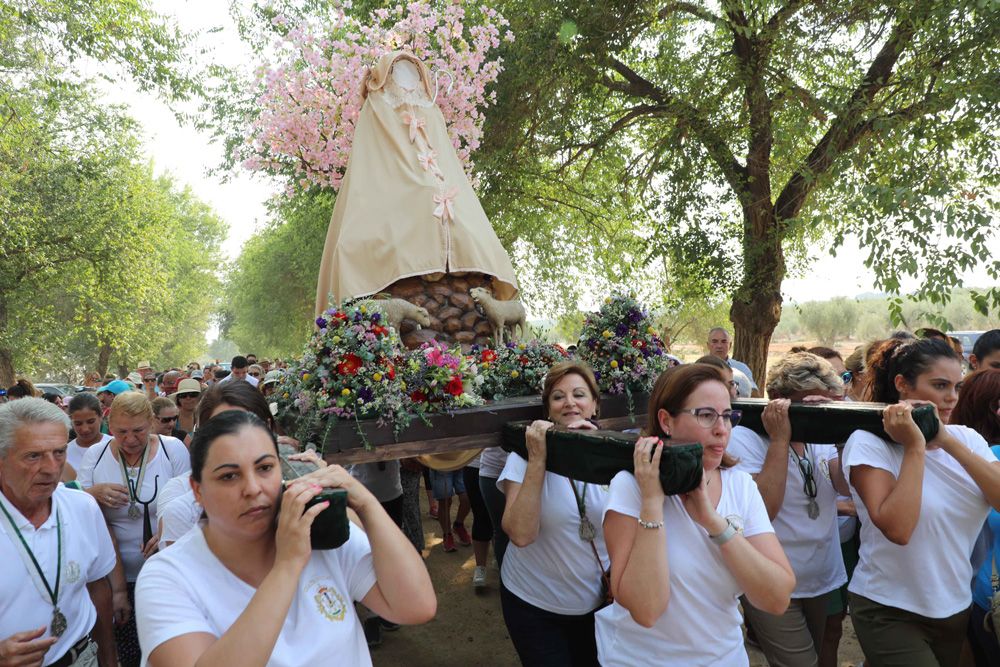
left=709, top=518, right=740, bottom=546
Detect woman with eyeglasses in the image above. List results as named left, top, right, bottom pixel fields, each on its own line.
left=726, top=352, right=849, bottom=667
left=844, top=338, right=1000, bottom=666
left=172, top=378, right=202, bottom=434
left=248, top=364, right=264, bottom=381
left=77, top=391, right=191, bottom=667
left=948, top=369, right=1000, bottom=664
left=151, top=397, right=192, bottom=448
left=597, top=364, right=794, bottom=666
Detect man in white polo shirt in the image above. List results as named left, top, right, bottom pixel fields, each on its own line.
left=0, top=398, right=117, bottom=667
left=708, top=326, right=759, bottom=394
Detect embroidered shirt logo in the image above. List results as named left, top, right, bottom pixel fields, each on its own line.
left=308, top=579, right=347, bottom=622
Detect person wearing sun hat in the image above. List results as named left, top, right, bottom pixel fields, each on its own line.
left=170, top=379, right=202, bottom=435
left=258, top=370, right=284, bottom=399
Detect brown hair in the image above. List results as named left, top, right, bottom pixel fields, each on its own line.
left=645, top=365, right=738, bottom=468
left=7, top=378, right=40, bottom=399
left=694, top=355, right=730, bottom=371
left=196, top=381, right=276, bottom=431
left=951, top=369, right=1000, bottom=444
left=862, top=337, right=960, bottom=403
left=807, top=346, right=842, bottom=362
left=150, top=397, right=176, bottom=416
left=541, top=361, right=600, bottom=419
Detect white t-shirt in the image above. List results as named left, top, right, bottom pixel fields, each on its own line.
left=66, top=434, right=113, bottom=474
left=595, top=468, right=774, bottom=667
left=497, top=453, right=610, bottom=614
left=158, top=490, right=201, bottom=550
left=478, top=447, right=508, bottom=479
left=136, top=523, right=377, bottom=667
left=156, top=472, right=192, bottom=517
left=728, top=426, right=846, bottom=597
left=0, top=486, right=116, bottom=666
left=843, top=424, right=994, bottom=618
left=77, top=436, right=191, bottom=581
left=219, top=374, right=259, bottom=387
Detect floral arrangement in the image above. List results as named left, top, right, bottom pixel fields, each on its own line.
left=243, top=2, right=513, bottom=192
left=577, top=294, right=670, bottom=398
left=274, top=302, right=411, bottom=446
left=402, top=340, right=483, bottom=416
left=474, top=340, right=570, bottom=401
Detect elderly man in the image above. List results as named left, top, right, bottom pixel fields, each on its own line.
left=0, top=398, right=117, bottom=667
left=707, top=326, right=759, bottom=394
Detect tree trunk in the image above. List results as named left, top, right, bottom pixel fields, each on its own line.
left=0, top=295, right=13, bottom=387
left=730, top=206, right=785, bottom=392
left=97, top=343, right=112, bottom=379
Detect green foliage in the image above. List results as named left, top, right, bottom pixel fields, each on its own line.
left=222, top=191, right=333, bottom=358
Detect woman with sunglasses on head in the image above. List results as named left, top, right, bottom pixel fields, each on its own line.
left=135, top=410, right=436, bottom=667
left=727, top=352, right=849, bottom=667
left=597, top=364, right=794, bottom=666
left=498, top=361, right=610, bottom=666
left=844, top=338, right=1000, bottom=666
left=949, top=369, right=1000, bottom=664
left=77, top=391, right=191, bottom=667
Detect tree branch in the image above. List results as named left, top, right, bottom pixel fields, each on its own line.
left=774, top=10, right=920, bottom=222
left=597, top=57, right=749, bottom=203
left=658, top=2, right=725, bottom=25
left=763, top=0, right=812, bottom=38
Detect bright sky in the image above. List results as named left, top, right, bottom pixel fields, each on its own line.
left=81, top=0, right=999, bottom=307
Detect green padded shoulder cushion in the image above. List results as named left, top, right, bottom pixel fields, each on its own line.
left=501, top=422, right=703, bottom=496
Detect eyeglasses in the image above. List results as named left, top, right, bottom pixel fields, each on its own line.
left=841, top=371, right=853, bottom=384
left=675, top=407, right=742, bottom=429
left=177, top=393, right=199, bottom=400
left=158, top=415, right=178, bottom=424
left=249, top=372, right=260, bottom=377
left=793, top=451, right=818, bottom=499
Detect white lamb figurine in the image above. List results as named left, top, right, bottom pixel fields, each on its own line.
left=373, top=298, right=431, bottom=333
left=469, top=287, right=526, bottom=346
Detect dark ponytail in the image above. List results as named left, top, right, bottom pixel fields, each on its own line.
left=190, top=410, right=277, bottom=482
left=863, top=337, right=959, bottom=403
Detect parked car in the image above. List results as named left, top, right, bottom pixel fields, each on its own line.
left=949, top=331, right=985, bottom=363
left=36, top=383, right=81, bottom=397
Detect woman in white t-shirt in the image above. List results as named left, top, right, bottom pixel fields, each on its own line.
left=498, top=361, right=609, bottom=666
left=726, top=352, right=848, bottom=667
left=844, top=337, right=1000, bottom=666
left=597, top=364, right=795, bottom=667
left=63, top=392, right=113, bottom=480
left=135, top=410, right=435, bottom=667
left=77, top=390, right=191, bottom=667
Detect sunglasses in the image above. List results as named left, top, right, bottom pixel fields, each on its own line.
left=841, top=371, right=853, bottom=384
left=249, top=372, right=261, bottom=377
left=177, top=393, right=199, bottom=400
left=158, top=415, right=178, bottom=424
left=143, top=377, right=156, bottom=383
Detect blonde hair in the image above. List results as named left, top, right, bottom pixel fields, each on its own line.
left=765, top=352, right=843, bottom=399
left=150, top=397, right=176, bottom=416
left=108, top=391, right=154, bottom=423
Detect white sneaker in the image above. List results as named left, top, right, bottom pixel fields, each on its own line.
left=472, top=566, right=487, bottom=589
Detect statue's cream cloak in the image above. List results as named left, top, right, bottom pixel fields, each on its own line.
left=315, top=51, right=517, bottom=314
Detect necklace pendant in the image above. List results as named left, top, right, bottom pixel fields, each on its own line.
left=51, top=608, right=67, bottom=637
left=579, top=516, right=597, bottom=541
left=128, top=502, right=140, bottom=520
left=807, top=498, right=820, bottom=520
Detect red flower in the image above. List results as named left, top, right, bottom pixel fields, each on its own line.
left=519, top=355, right=530, bottom=365
left=332, top=311, right=348, bottom=325
left=410, top=390, right=428, bottom=402
left=445, top=376, right=464, bottom=396
left=384, top=362, right=396, bottom=380
left=554, top=344, right=568, bottom=356
left=372, top=325, right=388, bottom=337
left=481, top=349, right=498, bottom=363
left=337, top=353, right=362, bottom=376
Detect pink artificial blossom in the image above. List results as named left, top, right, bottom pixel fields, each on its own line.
left=240, top=2, right=511, bottom=193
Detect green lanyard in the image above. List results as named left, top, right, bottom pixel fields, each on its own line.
left=0, top=498, right=67, bottom=636
left=568, top=479, right=597, bottom=542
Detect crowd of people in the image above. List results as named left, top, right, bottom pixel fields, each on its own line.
left=1, top=328, right=999, bottom=667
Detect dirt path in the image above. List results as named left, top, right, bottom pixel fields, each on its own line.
left=372, top=495, right=865, bottom=666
